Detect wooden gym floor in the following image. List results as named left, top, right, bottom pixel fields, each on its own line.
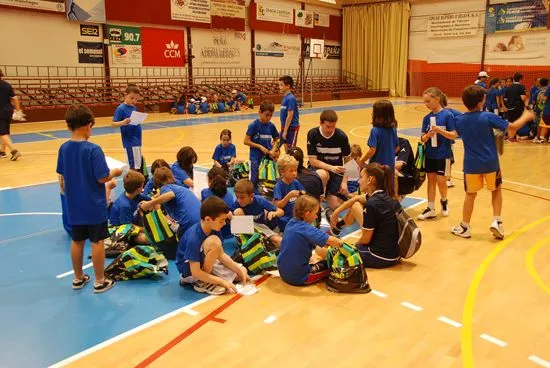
left=1, top=98, right=549, bottom=368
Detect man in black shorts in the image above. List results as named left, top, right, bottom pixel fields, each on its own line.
left=0, top=69, right=22, bottom=160
left=307, top=110, right=351, bottom=211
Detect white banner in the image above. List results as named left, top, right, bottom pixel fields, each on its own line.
left=171, top=0, right=211, bottom=23
left=66, top=0, right=106, bottom=23
left=314, top=12, right=330, bottom=27
left=192, top=29, right=250, bottom=67
left=295, top=10, right=313, bottom=28
left=211, top=0, right=244, bottom=18
left=485, top=32, right=549, bottom=66
left=427, top=12, right=479, bottom=38
left=111, top=45, right=142, bottom=65
left=256, top=4, right=293, bottom=24
left=0, top=0, right=64, bottom=12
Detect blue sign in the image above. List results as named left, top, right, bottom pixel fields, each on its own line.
left=486, top=0, right=549, bottom=33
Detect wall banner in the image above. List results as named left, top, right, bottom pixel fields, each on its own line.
left=256, top=4, right=293, bottom=24
left=304, top=43, right=341, bottom=59
left=108, top=25, right=141, bottom=45
left=66, top=0, right=106, bottom=23
left=141, top=27, right=186, bottom=67
left=295, top=10, right=313, bottom=28
left=486, top=0, right=548, bottom=33
left=80, top=24, right=100, bottom=37
left=170, top=0, right=211, bottom=23
left=255, top=41, right=300, bottom=57
left=313, top=12, right=330, bottom=27
left=0, top=0, right=64, bottom=12
left=77, top=41, right=104, bottom=64
left=193, top=30, right=249, bottom=67
left=427, top=12, right=479, bottom=38
left=108, top=25, right=142, bottom=65
left=210, top=0, right=244, bottom=18
left=485, top=32, right=548, bottom=65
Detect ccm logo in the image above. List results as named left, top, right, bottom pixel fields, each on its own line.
left=164, top=40, right=181, bottom=58
left=81, top=25, right=99, bottom=37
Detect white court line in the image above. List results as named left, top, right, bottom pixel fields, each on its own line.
left=0, top=212, right=61, bottom=217
left=264, top=315, right=277, bottom=324
left=401, top=301, right=423, bottom=312
left=528, top=355, right=550, bottom=368
left=181, top=309, right=200, bottom=317
left=452, top=170, right=550, bottom=193
left=0, top=227, right=60, bottom=246
left=56, top=263, right=94, bottom=279
left=480, top=333, right=508, bottom=347
left=0, top=179, right=57, bottom=191
left=371, top=290, right=388, bottom=298
left=48, top=295, right=216, bottom=368
left=437, top=316, right=462, bottom=328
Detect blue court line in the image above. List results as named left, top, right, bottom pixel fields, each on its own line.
left=11, top=101, right=424, bottom=144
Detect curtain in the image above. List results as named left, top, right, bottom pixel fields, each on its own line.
left=343, top=1, right=410, bottom=97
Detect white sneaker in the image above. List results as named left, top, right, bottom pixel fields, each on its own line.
left=441, top=199, right=449, bottom=217
left=193, top=280, right=226, bottom=295
left=417, top=207, right=437, bottom=220
left=446, top=180, right=455, bottom=188
left=490, top=220, right=504, bottom=240
left=533, top=137, right=543, bottom=143
left=451, top=223, right=471, bottom=238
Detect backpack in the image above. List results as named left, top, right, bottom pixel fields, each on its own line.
left=247, top=97, right=254, bottom=109
left=232, top=230, right=277, bottom=275
left=141, top=209, right=179, bottom=260
left=395, top=208, right=422, bottom=259
left=105, top=246, right=168, bottom=281
left=228, top=161, right=250, bottom=187
left=413, top=142, right=426, bottom=190
left=396, top=137, right=417, bottom=196
left=104, top=224, right=141, bottom=258
left=258, top=156, right=280, bottom=199
left=536, top=87, right=547, bottom=116
left=326, top=242, right=371, bottom=294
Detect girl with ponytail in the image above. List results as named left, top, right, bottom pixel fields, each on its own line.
left=201, top=166, right=236, bottom=239
left=329, top=163, right=401, bottom=269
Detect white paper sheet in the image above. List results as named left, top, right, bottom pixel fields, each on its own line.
left=129, top=111, right=148, bottom=125
left=343, top=159, right=360, bottom=180
left=231, top=216, right=254, bottom=234
left=105, top=156, right=129, bottom=174
left=236, top=283, right=259, bottom=296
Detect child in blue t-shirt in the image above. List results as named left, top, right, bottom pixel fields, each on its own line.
left=171, top=95, right=187, bottom=115
left=143, top=159, right=183, bottom=197
left=417, top=87, right=457, bottom=221
left=177, top=197, right=250, bottom=295
left=57, top=104, right=122, bottom=293
left=201, top=166, right=235, bottom=239
left=112, top=85, right=143, bottom=172
left=278, top=195, right=343, bottom=286
left=278, top=75, right=300, bottom=150
left=484, top=78, right=502, bottom=113
left=109, top=171, right=150, bottom=244
left=440, top=93, right=462, bottom=189
left=139, top=167, right=201, bottom=236
left=243, top=101, right=279, bottom=185
left=171, top=146, right=197, bottom=188
left=231, top=89, right=247, bottom=111
left=346, top=144, right=362, bottom=197
left=360, top=100, right=399, bottom=172
left=529, top=78, right=540, bottom=109
left=273, top=154, right=305, bottom=232
left=187, top=98, right=198, bottom=114
left=199, top=97, right=209, bottom=114
left=451, top=85, right=534, bottom=240
left=233, top=179, right=284, bottom=247
left=213, top=129, right=238, bottom=170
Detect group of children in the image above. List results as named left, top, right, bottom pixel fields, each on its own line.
left=170, top=90, right=252, bottom=115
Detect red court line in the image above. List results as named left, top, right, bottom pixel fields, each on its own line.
left=135, top=275, right=270, bottom=368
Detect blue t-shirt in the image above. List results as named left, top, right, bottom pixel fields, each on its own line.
left=201, top=188, right=235, bottom=239
left=159, top=184, right=201, bottom=233
left=421, top=109, right=456, bottom=160
left=176, top=222, right=219, bottom=277
left=543, top=88, right=550, bottom=116
left=277, top=218, right=329, bottom=286
left=212, top=144, right=236, bottom=166
left=529, top=86, right=540, bottom=106
left=235, top=92, right=246, bottom=103
left=143, top=176, right=182, bottom=196
left=446, top=108, right=463, bottom=118
left=476, top=81, right=487, bottom=89
left=171, top=162, right=191, bottom=186
left=217, top=102, right=225, bottom=113
left=113, top=103, right=142, bottom=148
left=233, top=194, right=277, bottom=225
left=246, top=119, right=279, bottom=162
left=455, top=111, right=509, bottom=174
left=175, top=103, right=186, bottom=114
left=280, top=92, right=299, bottom=129
left=367, top=127, right=399, bottom=169
left=485, top=87, right=501, bottom=111
left=199, top=102, right=209, bottom=113
left=109, top=193, right=149, bottom=226
left=188, top=103, right=197, bottom=114
left=273, top=179, right=305, bottom=229
left=56, top=141, right=110, bottom=225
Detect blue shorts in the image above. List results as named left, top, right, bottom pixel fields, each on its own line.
left=125, top=146, right=142, bottom=170
left=249, top=158, right=261, bottom=186
left=347, top=180, right=359, bottom=194
left=281, top=126, right=299, bottom=148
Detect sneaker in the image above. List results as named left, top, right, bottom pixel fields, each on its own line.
left=451, top=223, right=471, bottom=238
left=490, top=220, right=504, bottom=240
left=532, top=137, right=543, bottom=143
left=93, top=278, right=116, bottom=293
left=0, top=152, right=7, bottom=158
left=193, top=280, right=226, bottom=295
left=417, top=207, right=436, bottom=220
left=10, top=150, right=21, bottom=161
left=446, top=180, right=455, bottom=188
left=441, top=199, right=449, bottom=217
left=72, top=274, right=91, bottom=290
left=324, top=208, right=334, bottom=224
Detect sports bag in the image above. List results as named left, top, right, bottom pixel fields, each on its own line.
left=396, top=208, right=422, bottom=259
left=258, top=156, right=280, bottom=199
left=141, top=209, right=178, bottom=260
left=232, top=231, right=277, bottom=275
left=103, top=224, right=141, bottom=258
left=326, top=242, right=371, bottom=294
left=413, top=142, right=426, bottom=190
left=228, top=161, right=250, bottom=187
left=105, top=246, right=168, bottom=281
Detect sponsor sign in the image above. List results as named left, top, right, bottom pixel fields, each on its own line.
left=256, top=4, right=293, bottom=24
left=210, top=0, right=244, bottom=18
left=486, top=0, right=549, bottom=33
left=66, top=0, right=106, bottom=23
left=77, top=41, right=104, bottom=64
left=170, top=0, right=211, bottom=23
left=141, top=27, right=186, bottom=67
left=0, top=0, right=64, bottom=12
left=80, top=24, right=100, bottom=37
left=427, top=12, right=479, bottom=38
left=295, top=10, right=313, bottom=28
left=313, top=12, right=330, bottom=27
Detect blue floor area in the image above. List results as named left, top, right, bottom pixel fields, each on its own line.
left=11, top=100, right=422, bottom=145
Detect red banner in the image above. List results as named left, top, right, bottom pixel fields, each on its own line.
left=141, top=27, right=186, bottom=67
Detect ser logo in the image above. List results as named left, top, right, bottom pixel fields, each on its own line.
left=80, top=25, right=99, bottom=37
left=164, top=40, right=181, bottom=58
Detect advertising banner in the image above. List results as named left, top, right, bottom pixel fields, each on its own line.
left=304, top=43, right=341, bottom=59
left=256, top=4, right=293, bottom=24
left=108, top=25, right=142, bottom=65
left=427, top=12, right=479, bottom=38
left=192, top=29, right=249, bottom=67
left=170, top=0, right=211, bottom=24
left=66, top=0, right=105, bottom=23
left=295, top=10, right=313, bottom=28
left=255, top=40, right=300, bottom=57
left=485, top=32, right=549, bottom=65
left=210, top=0, right=244, bottom=18
left=485, top=0, right=549, bottom=33
left=313, top=12, right=330, bottom=27
left=141, top=27, right=186, bottom=67
left=108, top=25, right=141, bottom=45
left=80, top=24, right=100, bottom=37
left=77, top=41, right=104, bottom=64
left=0, top=0, right=64, bottom=12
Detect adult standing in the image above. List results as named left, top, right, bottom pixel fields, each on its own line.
left=504, top=72, right=527, bottom=124
left=0, top=69, right=23, bottom=160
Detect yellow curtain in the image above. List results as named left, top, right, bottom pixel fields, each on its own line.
left=343, top=1, right=410, bottom=97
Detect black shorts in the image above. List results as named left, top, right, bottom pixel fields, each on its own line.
left=507, top=107, right=524, bottom=123
left=425, top=158, right=451, bottom=176
left=326, top=172, right=347, bottom=200
left=0, top=114, right=12, bottom=136
left=71, top=222, right=109, bottom=243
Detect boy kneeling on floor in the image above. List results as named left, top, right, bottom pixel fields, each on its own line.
left=177, top=196, right=250, bottom=295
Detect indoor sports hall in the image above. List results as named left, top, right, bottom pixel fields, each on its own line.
left=0, top=0, right=549, bottom=367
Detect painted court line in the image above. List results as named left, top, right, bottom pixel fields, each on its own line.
left=528, top=355, right=550, bottom=368
left=48, top=295, right=216, bottom=368
left=0, top=212, right=62, bottom=217
left=401, top=301, right=423, bottom=312
left=437, top=316, right=462, bottom=328
left=479, top=333, right=508, bottom=348
left=181, top=309, right=200, bottom=317
left=56, top=262, right=94, bottom=279
left=370, top=290, right=388, bottom=298
left=0, top=227, right=60, bottom=246
left=264, top=315, right=277, bottom=324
